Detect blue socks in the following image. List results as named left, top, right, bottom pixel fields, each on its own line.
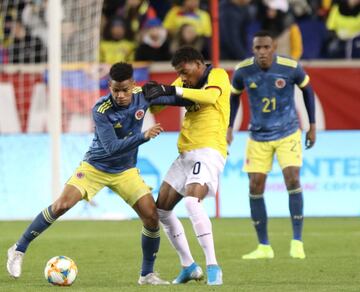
left=141, top=226, right=160, bottom=276
left=16, top=205, right=58, bottom=253
left=249, top=188, right=304, bottom=244
left=289, top=188, right=304, bottom=241
left=249, top=194, right=269, bottom=245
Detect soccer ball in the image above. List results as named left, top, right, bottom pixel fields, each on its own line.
left=44, top=256, right=78, bottom=286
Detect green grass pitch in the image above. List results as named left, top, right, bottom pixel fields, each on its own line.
left=1, top=218, right=359, bottom=292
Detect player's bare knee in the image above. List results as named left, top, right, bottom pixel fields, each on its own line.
left=249, top=181, right=264, bottom=194
left=52, top=201, right=73, bottom=216
left=143, top=213, right=159, bottom=229
left=285, top=177, right=300, bottom=190
left=143, top=206, right=159, bottom=227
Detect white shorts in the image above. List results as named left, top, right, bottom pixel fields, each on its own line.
left=164, top=148, right=226, bottom=197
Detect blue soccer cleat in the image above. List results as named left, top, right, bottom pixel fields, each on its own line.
left=172, top=262, right=204, bottom=284
left=207, top=265, right=223, bottom=285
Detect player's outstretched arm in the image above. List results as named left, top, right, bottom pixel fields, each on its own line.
left=142, top=82, right=176, bottom=100
left=142, top=83, right=221, bottom=105
left=144, top=123, right=164, bottom=140
left=149, top=95, right=195, bottom=107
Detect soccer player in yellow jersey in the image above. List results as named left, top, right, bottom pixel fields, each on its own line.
left=142, top=47, right=230, bottom=285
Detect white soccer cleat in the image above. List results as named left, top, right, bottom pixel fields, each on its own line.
left=7, top=244, right=24, bottom=278
left=138, top=272, right=170, bottom=285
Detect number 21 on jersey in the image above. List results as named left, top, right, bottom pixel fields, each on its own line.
left=262, top=97, right=276, bottom=112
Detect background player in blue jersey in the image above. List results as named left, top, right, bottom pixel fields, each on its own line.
left=227, top=31, right=316, bottom=260
left=7, top=62, right=193, bottom=285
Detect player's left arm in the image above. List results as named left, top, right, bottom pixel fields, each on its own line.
left=145, top=78, right=194, bottom=113
left=294, top=64, right=316, bottom=149
left=142, top=70, right=228, bottom=105
left=178, top=69, right=229, bottom=105
left=149, top=95, right=195, bottom=107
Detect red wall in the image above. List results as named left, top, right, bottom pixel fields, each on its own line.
left=1, top=66, right=359, bottom=132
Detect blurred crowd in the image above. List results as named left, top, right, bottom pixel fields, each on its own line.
left=1, top=0, right=360, bottom=64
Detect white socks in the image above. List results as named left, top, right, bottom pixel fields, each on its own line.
left=184, top=196, right=218, bottom=266
left=157, top=208, right=194, bottom=267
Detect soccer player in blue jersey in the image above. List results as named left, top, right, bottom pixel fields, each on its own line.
left=6, top=62, right=193, bottom=284
left=227, top=31, right=316, bottom=259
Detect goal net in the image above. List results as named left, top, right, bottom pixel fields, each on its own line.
left=0, top=0, right=104, bottom=133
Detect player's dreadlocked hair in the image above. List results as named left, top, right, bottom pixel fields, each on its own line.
left=254, top=30, right=274, bottom=39
left=109, top=62, right=133, bottom=82
left=171, top=46, right=205, bottom=67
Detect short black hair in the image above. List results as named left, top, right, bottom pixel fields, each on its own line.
left=109, top=62, right=133, bottom=82
left=171, top=46, right=204, bottom=67
left=254, top=30, right=274, bottom=39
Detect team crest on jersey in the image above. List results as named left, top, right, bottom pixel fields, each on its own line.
left=76, top=172, right=84, bottom=179
left=275, top=78, right=286, bottom=88
left=135, top=109, right=145, bottom=120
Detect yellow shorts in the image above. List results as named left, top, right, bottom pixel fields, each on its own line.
left=243, top=130, right=302, bottom=174
left=66, top=161, right=151, bottom=206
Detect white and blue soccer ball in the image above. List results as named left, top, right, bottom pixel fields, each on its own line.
left=44, top=256, right=78, bottom=286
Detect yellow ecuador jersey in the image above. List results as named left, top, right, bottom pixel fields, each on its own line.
left=174, top=67, right=230, bottom=158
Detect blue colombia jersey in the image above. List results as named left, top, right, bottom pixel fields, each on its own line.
left=84, top=87, right=192, bottom=173
left=84, top=88, right=149, bottom=173
left=231, top=55, right=310, bottom=141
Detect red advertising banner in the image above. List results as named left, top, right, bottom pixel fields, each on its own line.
left=0, top=64, right=359, bottom=133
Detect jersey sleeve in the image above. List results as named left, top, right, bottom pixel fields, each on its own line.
left=231, top=69, right=245, bottom=94
left=181, top=69, right=228, bottom=104
left=150, top=95, right=194, bottom=107
left=293, top=63, right=310, bottom=88
left=93, top=110, right=147, bottom=155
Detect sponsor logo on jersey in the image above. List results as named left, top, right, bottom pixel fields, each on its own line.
left=275, top=78, right=286, bottom=88
left=249, top=82, right=257, bottom=89
left=135, top=109, right=145, bottom=120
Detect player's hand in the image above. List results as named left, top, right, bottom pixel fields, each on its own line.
left=144, top=123, right=164, bottom=140
left=226, top=127, right=234, bottom=145
left=305, top=124, right=316, bottom=149
left=142, top=81, right=176, bottom=100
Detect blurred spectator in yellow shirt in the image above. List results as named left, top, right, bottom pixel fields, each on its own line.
left=163, top=0, right=212, bottom=38
left=325, top=0, right=360, bottom=58
left=120, top=0, right=157, bottom=41
left=100, top=16, right=135, bottom=64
